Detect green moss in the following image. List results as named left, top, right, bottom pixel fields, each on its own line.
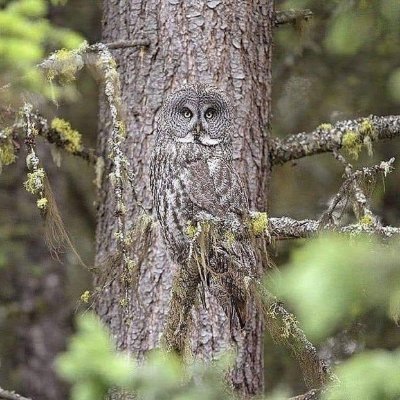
left=249, top=212, right=269, bottom=236
left=185, top=221, right=198, bottom=239
left=80, top=290, right=91, bottom=303
left=24, top=168, right=45, bottom=195
left=317, top=123, right=333, bottom=131
left=224, top=230, right=236, bottom=246
left=51, top=118, right=82, bottom=153
left=359, top=214, right=374, bottom=226
left=36, top=197, right=48, bottom=210
left=359, top=118, right=376, bottom=139
left=342, top=119, right=377, bottom=159
left=342, top=130, right=362, bottom=160
left=45, top=48, right=83, bottom=83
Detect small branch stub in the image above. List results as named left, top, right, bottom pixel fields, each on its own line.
left=274, top=9, right=313, bottom=26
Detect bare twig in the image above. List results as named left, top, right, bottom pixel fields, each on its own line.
left=274, top=9, right=313, bottom=26
left=0, top=386, right=32, bottom=400
left=270, top=115, right=400, bottom=165
left=319, top=158, right=395, bottom=226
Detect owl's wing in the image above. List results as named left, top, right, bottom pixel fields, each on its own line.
left=185, top=158, right=249, bottom=219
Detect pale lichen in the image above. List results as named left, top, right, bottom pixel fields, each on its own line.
left=36, top=197, right=48, bottom=210
left=51, top=118, right=83, bottom=153
left=80, top=290, right=91, bottom=303
left=24, top=168, right=45, bottom=195
left=41, top=42, right=87, bottom=83
left=317, top=123, right=333, bottom=131
left=359, top=214, right=374, bottom=226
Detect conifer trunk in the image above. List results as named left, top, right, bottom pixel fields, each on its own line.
left=95, top=1, right=273, bottom=396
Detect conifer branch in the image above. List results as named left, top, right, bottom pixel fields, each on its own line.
left=270, top=115, right=400, bottom=165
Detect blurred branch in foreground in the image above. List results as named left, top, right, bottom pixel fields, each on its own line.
left=0, top=386, right=32, bottom=400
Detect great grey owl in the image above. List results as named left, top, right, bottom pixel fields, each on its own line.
left=150, top=83, right=257, bottom=328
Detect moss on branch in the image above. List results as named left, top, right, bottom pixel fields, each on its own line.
left=270, top=115, right=400, bottom=165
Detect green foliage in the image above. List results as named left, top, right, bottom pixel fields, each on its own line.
left=51, top=117, right=83, bottom=153
left=323, top=350, right=400, bottom=400
left=57, top=313, right=134, bottom=400
left=58, top=313, right=289, bottom=400
left=269, top=235, right=400, bottom=341
left=57, top=313, right=234, bottom=400
left=0, top=0, right=83, bottom=101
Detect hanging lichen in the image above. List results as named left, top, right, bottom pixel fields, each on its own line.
left=41, top=42, right=87, bottom=84
left=51, top=118, right=83, bottom=153
left=24, top=168, right=45, bottom=195
left=341, top=118, right=377, bottom=160
left=23, top=103, right=47, bottom=211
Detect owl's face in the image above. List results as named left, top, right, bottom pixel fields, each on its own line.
left=157, top=84, right=232, bottom=146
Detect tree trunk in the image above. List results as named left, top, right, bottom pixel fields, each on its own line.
left=95, top=1, right=273, bottom=396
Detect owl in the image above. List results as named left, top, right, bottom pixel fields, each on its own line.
left=150, top=83, right=257, bottom=328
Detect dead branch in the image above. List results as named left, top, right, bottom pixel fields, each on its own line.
left=0, top=387, right=32, bottom=400
left=274, top=9, right=313, bottom=26
left=270, top=217, right=400, bottom=240
left=290, top=389, right=321, bottom=400
left=251, top=280, right=334, bottom=389
left=270, top=115, right=400, bottom=165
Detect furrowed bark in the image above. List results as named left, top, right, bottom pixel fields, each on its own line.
left=95, top=0, right=273, bottom=396
left=270, top=115, right=400, bottom=165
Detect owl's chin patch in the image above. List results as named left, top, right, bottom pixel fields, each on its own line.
left=176, top=133, right=222, bottom=146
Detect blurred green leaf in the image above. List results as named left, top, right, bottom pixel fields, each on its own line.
left=269, top=235, right=400, bottom=340
left=324, top=349, right=400, bottom=400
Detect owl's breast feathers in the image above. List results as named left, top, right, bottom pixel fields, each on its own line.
left=151, top=142, right=256, bottom=327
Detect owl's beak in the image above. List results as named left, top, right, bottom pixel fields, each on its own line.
left=196, top=122, right=201, bottom=135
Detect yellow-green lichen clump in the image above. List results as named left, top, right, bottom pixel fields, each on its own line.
left=24, top=168, right=45, bottom=195
left=51, top=118, right=83, bottom=153
left=342, top=118, right=377, bottom=160
left=0, top=129, right=16, bottom=167
left=249, top=212, right=269, bottom=236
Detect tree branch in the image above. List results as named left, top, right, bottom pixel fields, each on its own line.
left=270, top=115, right=400, bottom=165
left=31, top=113, right=97, bottom=164
left=251, top=281, right=334, bottom=389
left=274, top=9, right=313, bottom=26
left=0, top=387, right=32, bottom=400
left=290, top=389, right=321, bottom=400
left=269, top=217, right=400, bottom=240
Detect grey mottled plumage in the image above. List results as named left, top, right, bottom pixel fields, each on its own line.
left=150, top=83, right=257, bottom=327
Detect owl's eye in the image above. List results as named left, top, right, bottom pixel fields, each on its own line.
left=205, top=108, right=215, bottom=119
left=182, top=108, right=192, bottom=119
